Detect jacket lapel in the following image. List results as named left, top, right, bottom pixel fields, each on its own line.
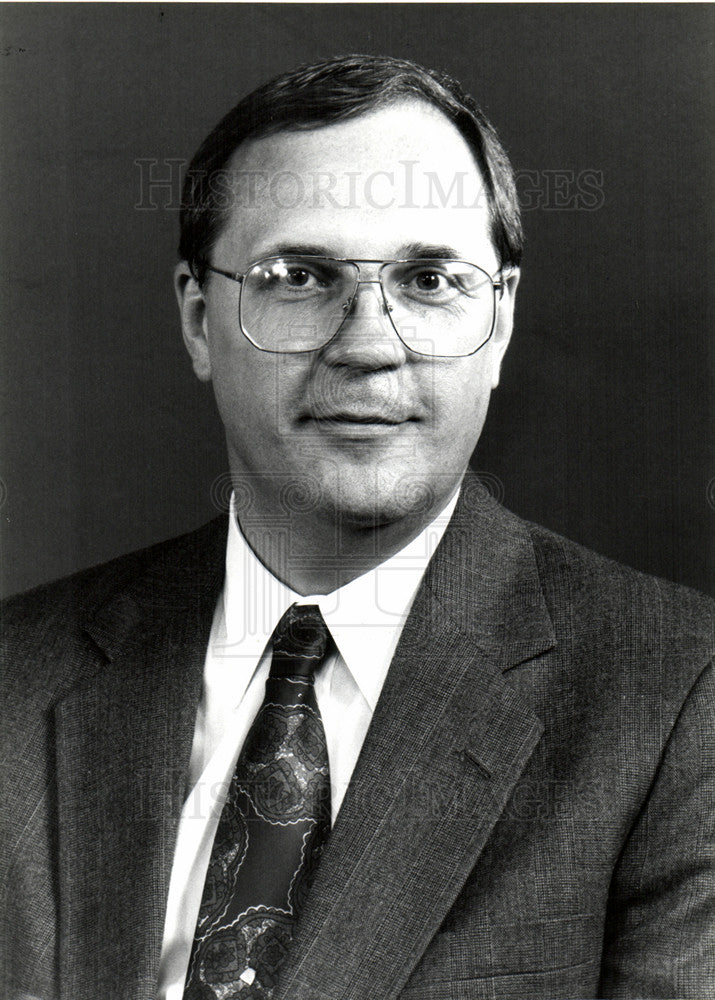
left=54, top=518, right=226, bottom=999
left=277, top=480, right=556, bottom=1000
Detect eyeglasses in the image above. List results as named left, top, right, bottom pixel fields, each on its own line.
left=200, top=255, right=505, bottom=358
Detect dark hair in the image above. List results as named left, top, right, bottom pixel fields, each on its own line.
left=179, top=54, right=522, bottom=282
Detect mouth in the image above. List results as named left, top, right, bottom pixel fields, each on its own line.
left=300, top=410, right=415, bottom=437
left=309, top=411, right=407, bottom=425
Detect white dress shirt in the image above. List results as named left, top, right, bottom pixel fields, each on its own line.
left=156, top=490, right=459, bottom=998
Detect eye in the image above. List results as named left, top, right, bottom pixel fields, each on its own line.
left=411, top=270, right=447, bottom=293
left=402, top=267, right=448, bottom=294
left=283, top=266, right=319, bottom=289
left=396, top=264, right=459, bottom=302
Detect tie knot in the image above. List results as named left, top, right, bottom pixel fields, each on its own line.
left=269, top=604, right=331, bottom=680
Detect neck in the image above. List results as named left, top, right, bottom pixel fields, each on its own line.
left=238, top=496, right=457, bottom=596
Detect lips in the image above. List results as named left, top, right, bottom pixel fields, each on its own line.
left=302, top=381, right=418, bottom=427
left=303, top=393, right=414, bottom=424
left=309, top=410, right=407, bottom=425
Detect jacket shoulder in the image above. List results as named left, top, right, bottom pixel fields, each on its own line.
left=523, top=517, right=714, bottom=685
left=1, top=517, right=225, bottom=627
left=0, top=517, right=226, bottom=704
left=525, top=518, right=712, bottom=620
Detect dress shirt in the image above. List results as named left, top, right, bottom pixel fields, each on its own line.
left=157, top=489, right=460, bottom=998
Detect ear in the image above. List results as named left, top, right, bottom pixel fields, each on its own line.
left=174, top=261, right=212, bottom=382
left=489, top=267, right=519, bottom=389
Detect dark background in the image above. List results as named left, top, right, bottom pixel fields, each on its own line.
left=1, top=3, right=712, bottom=598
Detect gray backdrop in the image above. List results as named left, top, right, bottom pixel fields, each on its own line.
left=1, top=3, right=712, bottom=597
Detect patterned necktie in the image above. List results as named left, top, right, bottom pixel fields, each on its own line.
left=183, top=604, right=333, bottom=999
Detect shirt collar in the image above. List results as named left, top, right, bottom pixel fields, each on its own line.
left=222, top=488, right=460, bottom=710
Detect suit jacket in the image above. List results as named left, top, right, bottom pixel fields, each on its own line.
left=2, top=482, right=714, bottom=1000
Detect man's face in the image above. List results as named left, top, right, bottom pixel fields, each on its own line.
left=177, top=100, right=517, bottom=530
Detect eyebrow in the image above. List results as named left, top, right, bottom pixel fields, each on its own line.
left=395, top=242, right=463, bottom=260
left=252, top=241, right=465, bottom=262
left=254, top=242, right=334, bottom=259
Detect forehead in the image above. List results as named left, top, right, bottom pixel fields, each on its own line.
left=215, top=100, right=496, bottom=266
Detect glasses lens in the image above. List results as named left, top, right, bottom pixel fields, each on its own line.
left=381, top=260, right=496, bottom=357
left=240, top=257, right=357, bottom=352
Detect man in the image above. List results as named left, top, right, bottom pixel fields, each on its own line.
left=1, top=54, right=713, bottom=1000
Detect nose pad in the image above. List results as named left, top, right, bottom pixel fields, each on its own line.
left=326, top=282, right=405, bottom=366
left=340, top=281, right=393, bottom=323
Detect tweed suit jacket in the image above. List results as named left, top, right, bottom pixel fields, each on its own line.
left=2, top=482, right=714, bottom=1000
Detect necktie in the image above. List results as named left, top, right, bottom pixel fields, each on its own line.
left=183, top=604, right=333, bottom=999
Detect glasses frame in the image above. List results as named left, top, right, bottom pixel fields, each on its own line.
left=198, top=255, right=506, bottom=358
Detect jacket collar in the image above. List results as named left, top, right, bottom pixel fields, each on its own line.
left=83, top=516, right=228, bottom=661
left=421, top=474, right=556, bottom=667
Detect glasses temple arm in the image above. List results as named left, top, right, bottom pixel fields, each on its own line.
left=193, top=262, right=245, bottom=285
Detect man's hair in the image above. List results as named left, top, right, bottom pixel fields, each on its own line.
left=179, top=53, right=523, bottom=283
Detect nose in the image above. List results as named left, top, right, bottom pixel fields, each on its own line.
left=320, top=280, right=408, bottom=371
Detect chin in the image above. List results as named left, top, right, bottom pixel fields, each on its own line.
left=327, top=470, right=447, bottom=529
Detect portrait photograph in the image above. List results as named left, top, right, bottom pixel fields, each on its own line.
left=1, top=4, right=713, bottom=999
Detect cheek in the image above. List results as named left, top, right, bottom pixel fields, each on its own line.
left=204, top=322, right=267, bottom=426
left=206, top=324, right=308, bottom=438
left=433, top=358, right=494, bottom=431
